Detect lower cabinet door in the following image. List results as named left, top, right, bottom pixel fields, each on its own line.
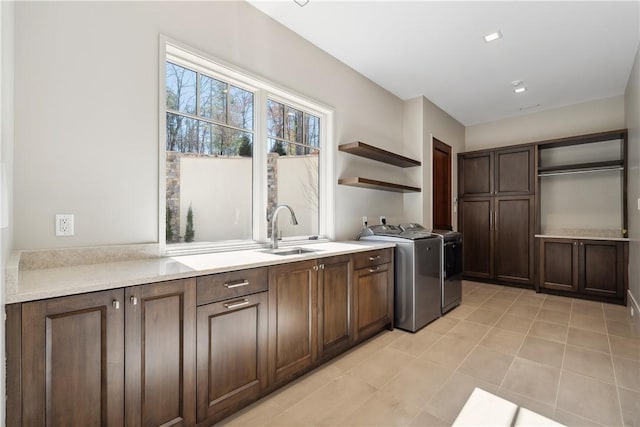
left=539, top=238, right=579, bottom=292
left=354, top=263, right=393, bottom=341
left=125, top=279, right=197, bottom=427
left=21, top=289, right=125, bottom=427
left=579, top=240, right=626, bottom=299
left=318, top=255, right=353, bottom=359
left=196, top=291, right=268, bottom=423
left=269, top=261, right=318, bottom=385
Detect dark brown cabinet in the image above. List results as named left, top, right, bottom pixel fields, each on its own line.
left=18, top=289, right=125, bottom=427
left=458, top=146, right=535, bottom=287
left=195, top=267, right=268, bottom=424
left=539, top=238, right=628, bottom=303
left=459, top=146, right=534, bottom=197
left=11, top=279, right=197, bottom=427
left=125, top=279, right=196, bottom=427
left=268, top=260, right=318, bottom=385
left=318, top=254, right=353, bottom=359
left=353, top=249, right=394, bottom=341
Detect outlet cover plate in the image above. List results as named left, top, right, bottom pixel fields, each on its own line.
left=55, top=214, right=74, bottom=236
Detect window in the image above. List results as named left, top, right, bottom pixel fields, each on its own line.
left=162, top=41, right=333, bottom=253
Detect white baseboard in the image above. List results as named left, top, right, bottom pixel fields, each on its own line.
left=628, top=290, right=640, bottom=331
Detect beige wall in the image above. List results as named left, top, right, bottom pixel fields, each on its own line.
left=465, top=96, right=625, bottom=151
left=625, top=44, right=640, bottom=314
left=13, top=1, right=406, bottom=248
left=403, top=96, right=465, bottom=230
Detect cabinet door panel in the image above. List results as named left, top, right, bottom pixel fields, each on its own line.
left=580, top=241, right=625, bottom=298
left=459, top=152, right=493, bottom=196
left=269, top=261, right=317, bottom=384
left=319, top=255, right=352, bottom=357
left=459, top=198, right=493, bottom=279
left=197, top=292, right=268, bottom=422
left=495, top=147, right=534, bottom=195
left=539, top=239, right=578, bottom=291
left=355, top=262, right=393, bottom=341
left=22, top=289, right=125, bottom=427
left=495, top=196, right=534, bottom=285
left=125, top=279, right=196, bottom=427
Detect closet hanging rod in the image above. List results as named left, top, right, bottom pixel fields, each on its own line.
left=538, top=166, right=623, bottom=177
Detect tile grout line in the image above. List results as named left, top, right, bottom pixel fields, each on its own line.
left=604, top=303, right=626, bottom=426
left=551, top=298, right=573, bottom=411
left=496, top=291, right=547, bottom=392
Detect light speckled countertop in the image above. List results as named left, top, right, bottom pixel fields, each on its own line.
left=7, top=241, right=394, bottom=304
left=534, top=234, right=630, bottom=242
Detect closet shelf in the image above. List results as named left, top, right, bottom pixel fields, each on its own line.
left=338, top=142, right=421, bottom=168
left=338, top=177, right=421, bottom=193
left=538, top=160, right=623, bottom=176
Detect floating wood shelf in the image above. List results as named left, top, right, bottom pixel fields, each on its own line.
left=338, top=142, right=421, bottom=168
left=338, top=177, right=421, bottom=193
left=538, top=160, right=624, bottom=176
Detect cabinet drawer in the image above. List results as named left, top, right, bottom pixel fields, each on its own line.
left=353, top=249, right=392, bottom=270
left=197, top=267, right=268, bottom=305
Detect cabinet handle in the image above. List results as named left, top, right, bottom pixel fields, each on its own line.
left=490, top=211, right=494, bottom=230
left=130, top=296, right=138, bottom=305
left=574, top=242, right=577, bottom=246
left=224, top=299, right=249, bottom=309
left=223, top=280, right=249, bottom=289
left=369, top=255, right=380, bottom=261
left=320, top=264, right=325, bottom=270
left=313, top=265, right=319, bottom=271
left=369, top=267, right=380, bottom=273
left=112, top=300, right=120, bottom=310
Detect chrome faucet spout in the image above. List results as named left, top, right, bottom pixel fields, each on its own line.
left=270, top=204, right=299, bottom=249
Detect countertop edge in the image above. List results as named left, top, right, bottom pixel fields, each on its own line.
left=6, top=241, right=395, bottom=304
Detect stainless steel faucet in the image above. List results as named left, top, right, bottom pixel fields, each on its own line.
left=270, top=204, right=299, bottom=249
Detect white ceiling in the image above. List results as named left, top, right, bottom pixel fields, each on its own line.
left=248, top=1, right=640, bottom=126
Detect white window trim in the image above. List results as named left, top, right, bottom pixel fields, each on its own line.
left=158, top=35, right=335, bottom=256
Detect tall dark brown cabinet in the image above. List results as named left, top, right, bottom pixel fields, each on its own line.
left=458, top=145, right=536, bottom=287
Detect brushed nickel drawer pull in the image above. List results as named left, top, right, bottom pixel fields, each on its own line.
left=369, top=267, right=380, bottom=273
left=223, top=280, right=250, bottom=289
left=224, top=299, right=249, bottom=309
left=369, top=255, right=380, bottom=261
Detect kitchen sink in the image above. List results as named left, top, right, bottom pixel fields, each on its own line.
left=263, top=247, right=318, bottom=256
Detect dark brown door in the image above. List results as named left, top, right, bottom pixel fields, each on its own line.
left=354, top=262, right=393, bottom=341
left=318, top=255, right=353, bottom=358
left=21, top=289, right=125, bottom=427
left=458, top=151, right=493, bottom=197
left=196, top=291, right=268, bottom=423
left=495, top=146, right=534, bottom=195
left=579, top=240, right=625, bottom=299
left=459, top=197, right=493, bottom=279
left=494, top=196, right=535, bottom=285
left=269, top=260, right=318, bottom=385
left=433, top=138, right=452, bottom=230
left=125, top=278, right=196, bottom=427
left=539, top=239, right=579, bottom=292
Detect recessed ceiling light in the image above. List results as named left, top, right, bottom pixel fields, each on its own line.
left=511, top=80, right=524, bottom=87
left=483, top=31, right=503, bottom=43
left=514, top=87, right=527, bottom=94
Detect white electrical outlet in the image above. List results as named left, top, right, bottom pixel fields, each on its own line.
left=362, top=216, right=368, bottom=227
left=379, top=216, right=386, bottom=225
left=55, top=214, right=74, bottom=236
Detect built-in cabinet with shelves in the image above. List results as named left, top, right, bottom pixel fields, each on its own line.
left=7, top=248, right=393, bottom=426
left=338, top=141, right=421, bottom=193
left=535, top=129, right=629, bottom=304
left=458, top=145, right=535, bottom=286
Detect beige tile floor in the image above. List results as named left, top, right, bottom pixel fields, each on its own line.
left=220, top=281, right=640, bottom=427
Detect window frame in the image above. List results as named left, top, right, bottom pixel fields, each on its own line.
left=159, top=37, right=335, bottom=255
